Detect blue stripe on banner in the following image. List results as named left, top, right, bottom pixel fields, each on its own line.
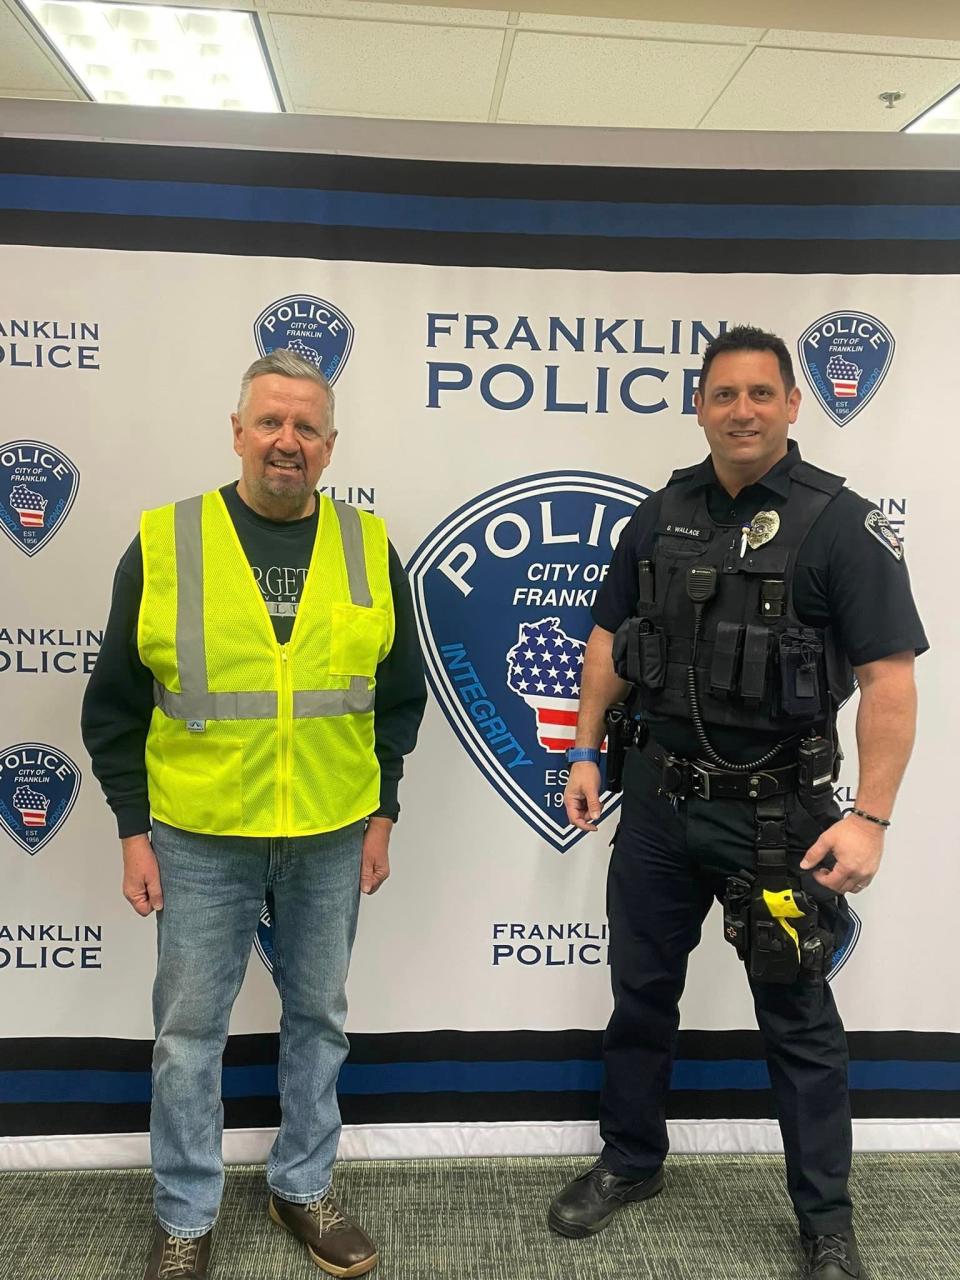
left=1, top=1059, right=959, bottom=1103
left=4, top=174, right=960, bottom=240
left=336, top=1060, right=604, bottom=1095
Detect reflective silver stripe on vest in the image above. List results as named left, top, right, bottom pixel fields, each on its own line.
left=174, top=495, right=208, bottom=696
left=154, top=684, right=371, bottom=719
left=293, top=686, right=375, bottom=717
left=330, top=506, right=376, bottom=716
left=332, top=500, right=372, bottom=607
left=154, top=684, right=276, bottom=720
left=156, top=493, right=374, bottom=723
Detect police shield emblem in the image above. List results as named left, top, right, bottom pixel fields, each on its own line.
left=0, top=742, right=81, bottom=855
left=827, top=907, right=861, bottom=983
left=0, top=440, right=79, bottom=557
left=797, top=311, right=895, bottom=427
left=254, top=902, right=279, bottom=979
left=408, top=472, right=650, bottom=852
left=254, top=295, right=354, bottom=384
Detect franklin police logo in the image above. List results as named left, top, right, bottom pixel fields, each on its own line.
left=253, top=902, right=278, bottom=977
left=408, top=472, right=649, bottom=852
left=254, top=295, right=354, bottom=384
left=827, top=908, right=861, bottom=983
left=798, top=312, right=895, bottom=427
left=0, top=440, right=79, bottom=557
left=0, top=743, right=81, bottom=856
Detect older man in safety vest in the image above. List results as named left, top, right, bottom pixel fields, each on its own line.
left=82, top=348, right=426, bottom=1280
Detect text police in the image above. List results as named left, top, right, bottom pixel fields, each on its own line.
left=426, top=314, right=729, bottom=414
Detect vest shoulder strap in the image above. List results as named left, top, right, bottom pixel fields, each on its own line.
left=790, top=461, right=846, bottom=497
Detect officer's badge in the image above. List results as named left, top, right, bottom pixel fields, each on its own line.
left=0, top=440, right=79, bottom=557
left=0, top=742, right=81, bottom=855
left=864, top=509, right=903, bottom=560
left=407, top=472, right=650, bottom=852
left=797, top=312, right=895, bottom=427
left=254, top=294, right=354, bottom=384
left=747, top=510, right=780, bottom=550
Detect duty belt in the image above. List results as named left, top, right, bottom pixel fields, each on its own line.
left=651, top=746, right=797, bottom=802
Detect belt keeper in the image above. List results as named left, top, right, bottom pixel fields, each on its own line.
left=660, top=755, right=689, bottom=798
left=756, top=818, right=787, bottom=847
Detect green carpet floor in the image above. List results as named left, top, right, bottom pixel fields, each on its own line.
left=1, top=1154, right=958, bottom=1279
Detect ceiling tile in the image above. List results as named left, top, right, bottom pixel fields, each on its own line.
left=517, top=13, right=764, bottom=44
left=701, top=47, right=960, bottom=131
left=762, top=28, right=960, bottom=59
left=269, top=13, right=504, bottom=117
left=263, top=1, right=507, bottom=24
left=499, top=31, right=749, bottom=128
left=0, top=2, right=78, bottom=94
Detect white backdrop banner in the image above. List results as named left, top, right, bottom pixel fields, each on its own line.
left=0, top=135, right=954, bottom=1166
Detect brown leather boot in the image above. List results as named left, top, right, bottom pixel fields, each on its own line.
left=142, top=1224, right=212, bottom=1279
left=269, top=1192, right=378, bottom=1277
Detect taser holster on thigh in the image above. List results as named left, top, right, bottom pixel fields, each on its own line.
left=722, top=795, right=834, bottom=984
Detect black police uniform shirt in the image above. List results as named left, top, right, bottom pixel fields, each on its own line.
left=593, top=442, right=928, bottom=764
left=81, top=482, right=427, bottom=837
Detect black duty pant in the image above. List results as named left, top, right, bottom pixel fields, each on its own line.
left=599, top=742, right=853, bottom=1236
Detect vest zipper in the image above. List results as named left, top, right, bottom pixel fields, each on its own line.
left=279, top=643, right=292, bottom=833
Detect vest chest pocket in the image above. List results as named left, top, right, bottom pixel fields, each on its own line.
left=740, top=546, right=789, bottom=575
left=329, top=603, right=388, bottom=677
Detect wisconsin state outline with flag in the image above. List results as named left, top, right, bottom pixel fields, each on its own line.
left=506, top=617, right=597, bottom=754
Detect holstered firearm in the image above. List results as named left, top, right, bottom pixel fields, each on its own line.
left=604, top=699, right=645, bottom=793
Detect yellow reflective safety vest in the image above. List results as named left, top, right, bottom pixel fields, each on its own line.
left=138, top=490, right=395, bottom=837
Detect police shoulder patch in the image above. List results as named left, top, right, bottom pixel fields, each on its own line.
left=864, top=509, right=903, bottom=561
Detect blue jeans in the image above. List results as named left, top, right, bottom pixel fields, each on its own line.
left=149, top=819, right=363, bottom=1237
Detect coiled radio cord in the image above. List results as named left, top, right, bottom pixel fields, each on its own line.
left=686, top=564, right=793, bottom=773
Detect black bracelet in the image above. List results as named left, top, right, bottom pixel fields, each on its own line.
left=849, top=806, right=891, bottom=829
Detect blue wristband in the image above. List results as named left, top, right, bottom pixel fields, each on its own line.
left=566, top=747, right=601, bottom=765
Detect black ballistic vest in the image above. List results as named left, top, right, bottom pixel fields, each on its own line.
left=613, top=461, right=855, bottom=734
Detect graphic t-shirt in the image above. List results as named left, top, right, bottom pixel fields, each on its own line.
left=220, top=483, right=316, bottom=644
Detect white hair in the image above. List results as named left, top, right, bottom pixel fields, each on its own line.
left=238, top=348, right=336, bottom=435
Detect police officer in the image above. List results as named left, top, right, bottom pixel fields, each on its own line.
left=548, top=327, right=926, bottom=1279
left=82, top=348, right=426, bottom=1280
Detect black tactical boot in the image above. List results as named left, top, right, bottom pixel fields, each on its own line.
left=548, top=1159, right=664, bottom=1238
left=801, top=1227, right=862, bottom=1278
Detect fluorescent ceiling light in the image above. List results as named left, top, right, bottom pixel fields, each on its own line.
left=22, top=0, right=280, bottom=112
left=906, top=84, right=960, bottom=134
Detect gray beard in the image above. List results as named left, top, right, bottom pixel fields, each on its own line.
left=250, top=472, right=312, bottom=519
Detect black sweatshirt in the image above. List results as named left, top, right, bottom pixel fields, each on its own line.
left=81, top=484, right=427, bottom=837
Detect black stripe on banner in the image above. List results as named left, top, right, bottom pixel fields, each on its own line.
left=0, top=1103, right=151, bottom=1138
left=3, top=1031, right=959, bottom=1136
left=4, top=210, right=960, bottom=274
left=4, top=1089, right=959, bottom=1137
left=4, top=138, right=960, bottom=206
left=4, top=1029, right=958, bottom=1072
left=336, top=1089, right=960, bottom=1125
